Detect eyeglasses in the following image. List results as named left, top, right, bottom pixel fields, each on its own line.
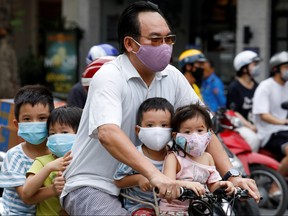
left=136, top=34, right=176, bottom=46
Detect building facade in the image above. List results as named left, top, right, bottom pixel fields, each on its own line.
left=5, top=0, right=288, bottom=91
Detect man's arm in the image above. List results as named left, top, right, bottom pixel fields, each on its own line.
left=206, top=134, right=232, bottom=176
left=260, top=113, right=288, bottom=125
left=206, top=133, right=260, bottom=202
left=98, top=124, right=179, bottom=200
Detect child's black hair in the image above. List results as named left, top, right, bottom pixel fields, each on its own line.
left=171, top=103, right=212, bottom=156
left=14, top=85, right=54, bottom=121
left=47, top=106, right=83, bottom=133
left=136, top=97, right=174, bottom=126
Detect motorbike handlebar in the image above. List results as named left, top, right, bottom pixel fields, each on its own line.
left=154, top=186, right=251, bottom=201
left=281, top=101, right=288, bottom=110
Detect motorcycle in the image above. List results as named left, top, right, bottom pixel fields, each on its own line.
left=259, top=100, right=288, bottom=160
left=122, top=186, right=253, bottom=216
left=213, top=108, right=288, bottom=216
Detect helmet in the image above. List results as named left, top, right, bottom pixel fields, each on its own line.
left=269, top=51, right=288, bottom=70
left=233, top=50, right=261, bottom=71
left=178, top=49, right=207, bottom=69
left=82, top=56, right=116, bottom=87
left=86, top=44, right=119, bottom=65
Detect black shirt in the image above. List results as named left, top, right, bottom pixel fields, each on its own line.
left=226, top=79, right=258, bottom=122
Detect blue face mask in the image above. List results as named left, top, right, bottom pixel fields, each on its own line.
left=47, top=134, right=76, bottom=157
left=18, top=122, right=48, bottom=145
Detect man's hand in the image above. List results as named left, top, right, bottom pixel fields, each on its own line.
left=149, top=172, right=180, bottom=202
left=229, top=176, right=260, bottom=202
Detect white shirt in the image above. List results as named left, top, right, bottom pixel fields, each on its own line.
left=253, top=77, right=288, bottom=146
left=61, top=54, right=201, bottom=201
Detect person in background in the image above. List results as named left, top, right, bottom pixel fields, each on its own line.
left=201, top=59, right=226, bottom=113
left=114, top=97, right=174, bottom=215
left=61, top=2, right=259, bottom=215
left=23, top=106, right=82, bottom=215
left=226, top=50, right=261, bottom=152
left=178, top=49, right=207, bottom=101
left=0, top=26, right=19, bottom=99
left=253, top=51, right=288, bottom=177
left=81, top=56, right=116, bottom=91
left=66, top=43, right=119, bottom=108
left=0, top=85, right=54, bottom=215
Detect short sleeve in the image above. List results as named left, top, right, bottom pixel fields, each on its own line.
left=207, top=166, right=222, bottom=184
left=253, top=82, right=270, bottom=115
left=27, top=159, right=45, bottom=177
left=88, top=64, right=123, bottom=138
left=113, top=162, right=135, bottom=180
left=0, top=145, right=33, bottom=188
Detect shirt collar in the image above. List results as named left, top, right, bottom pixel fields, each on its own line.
left=120, top=53, right=168, bottom=81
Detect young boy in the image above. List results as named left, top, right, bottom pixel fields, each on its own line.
left=113, top=97, right=174, bottom=215
left=0, top=85, right=54, bottom=215
left=23, top=106, right=82, bottom=215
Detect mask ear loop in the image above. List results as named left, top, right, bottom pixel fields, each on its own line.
left=184, top=137, right=189, bottom=153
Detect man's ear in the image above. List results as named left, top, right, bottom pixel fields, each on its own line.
left=13, top=119, right=19, bottom=129
left=242, top=67, right=248, bottom=74
left=124, top=36, right=134, bottom=52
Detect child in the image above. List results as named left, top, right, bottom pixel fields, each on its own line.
left=159, top=103, right=235, bottom=215
left=23, top=106, right=82, bottom=215
left=113, top=97, right=174, bottom=215
left=0, top=85, right=54, bottom=215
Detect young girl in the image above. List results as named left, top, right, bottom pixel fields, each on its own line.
left=23, top=106, right=82, bottom=215
left=159, top=103, right=235, bottom=215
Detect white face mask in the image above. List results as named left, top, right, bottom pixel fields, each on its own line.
left=138, top=126, right=172, bottom=151
left=250, top=65, right=260, bottom=77
left=281, top=70, right=288, bottom=82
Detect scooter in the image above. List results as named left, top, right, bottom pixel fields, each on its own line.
left=259, top=101, right=288, bottom=159
left=213, top=108, right=288, bottom=216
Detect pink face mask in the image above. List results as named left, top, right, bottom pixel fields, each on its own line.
left=175, top=131, right=212, bottom=157
left=132, top=38, right=173, bottom=72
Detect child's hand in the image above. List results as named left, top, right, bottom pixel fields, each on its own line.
left=48, top=151, right=72, bottom=172
left=220, top=181, right=235, bottom=196
left=184, top=182, right=205, bottom=196
left=138, top=176, right=152, bottom=192
left=53, top=171, right=66, bottom=195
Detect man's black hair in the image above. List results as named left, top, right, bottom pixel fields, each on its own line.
left=117, top=1, right=169, bottom=53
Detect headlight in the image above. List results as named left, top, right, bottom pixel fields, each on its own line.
left=229, top=116, right=243, bottom=128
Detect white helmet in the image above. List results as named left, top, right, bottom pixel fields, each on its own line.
left=233, top=50, right=261, bottom=71
left=269, top=51, right=288, bottom=71
left=86, top=44, right=119, bottom=65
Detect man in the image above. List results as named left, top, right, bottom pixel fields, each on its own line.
left=253, top=51, right=288, bottom=176
left=201, top=60, right=226, bottom=113
left=61, top=1, right=259, bottom=215
left=178, top=49, right=207, bottom=100
left=227, top=50, right=261, bottom=126
left=227, top=50, right=261, bottom=152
